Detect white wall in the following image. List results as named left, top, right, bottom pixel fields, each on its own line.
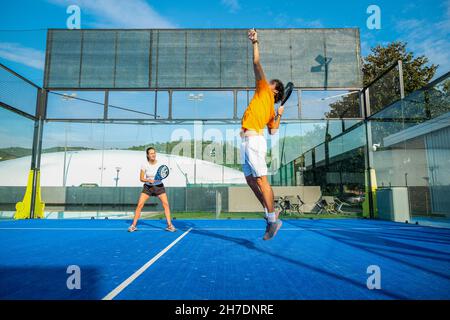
left=0, top=150, right=246, bottom=187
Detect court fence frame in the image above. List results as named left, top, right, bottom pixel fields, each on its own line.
left=0, top=28, right=411, bottom=219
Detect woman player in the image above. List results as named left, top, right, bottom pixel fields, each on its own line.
left=128, top=147, right=176, bottom=232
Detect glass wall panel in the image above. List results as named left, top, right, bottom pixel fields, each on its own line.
left=108, top=91, right=155, bottom=119
left=237, top=90, right=253, bottom=118
left=38, top=120, right=245, bottom=216
left=40, top=118, right=375, bottom=217
left=369, top=73, right=450, bottom=224
left=301, top=90, right=360, bottom=119
left=0, top=107, right=35, bottom=217
left=37, top=115, right=379, bottom=218
left=315, top=143, right=325, bottom=164
left=367, top=63, right=402, bottom=115
left=273, top=121, right=367, bottom=217
left=279, top=90, right=300, bottom=119
left=172, top=91, right=233, bottom=119
left=155, top=91, right=170, bottom=119
left=46, top=91, right=105, bottom=119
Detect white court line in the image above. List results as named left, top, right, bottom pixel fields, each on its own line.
left=0, top=227, right=162, bottom=231
left=0, top=226, right=423, bottom=232
left=102, top=227, right=192, bottom=300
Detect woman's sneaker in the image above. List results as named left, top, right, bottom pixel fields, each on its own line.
left=165, top=225, right=176, bottom=232
left=128, top=225, right=137, bottom=232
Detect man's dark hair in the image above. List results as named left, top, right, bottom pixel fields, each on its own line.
left=146, top=147, right=156, bottom=160
left=271, top=79, right=285, bottom=103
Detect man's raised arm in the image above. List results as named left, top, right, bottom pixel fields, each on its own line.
left=248, top=29, right=265, bottom=82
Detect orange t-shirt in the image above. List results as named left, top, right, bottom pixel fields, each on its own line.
left=241, top=80, right=276, bottom=133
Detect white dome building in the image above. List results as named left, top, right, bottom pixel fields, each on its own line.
left=0, top=150, right=246, bottom=187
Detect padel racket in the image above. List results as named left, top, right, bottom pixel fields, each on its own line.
left=280, top=82, right=294, bottom=106
left=146, top=165, right=170, bottom=186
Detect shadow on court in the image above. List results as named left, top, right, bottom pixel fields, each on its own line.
left=84, top=218, right=450, bottom=299
left=170, top=220, right=411, bottom=299
left=0, top=266, right=101, bottom=300
left=283, top=221, right=450, bottom=280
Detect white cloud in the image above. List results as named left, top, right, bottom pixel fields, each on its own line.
left=295, top=18, right=324, bottom=28
left=221, top=0, right=240, bottom=13
left=360, top=32, right=375, bottom=56
left=360, top=32, right=391, bottom=56
left=274, top=14, right=324, bottom=28
left=395, top=11, right=450, bottom=76
left=447, top=0, right=450, bottom=18
left=0, top=43, right=45, bottom=70
left=395, top=18, right=423, bottom=31
left=48, top=0, right=175, bottom=28
left=401, top=2, right=417, bottom=14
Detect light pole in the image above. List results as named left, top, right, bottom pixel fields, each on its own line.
left=61, top=95, right=76, bottom=187
left=188, top=93, right=203, bottom=185
left=98, top=166, right=106, bottom=186
left=222, top=152, right=225, bottom=184
left=114, top=167, right=122, bottom=187
left=210, top=147, right=217, bottom=184
left=63, top=151, right=77, bottom=187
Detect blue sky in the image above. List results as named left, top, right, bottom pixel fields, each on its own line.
left=0, top=0, right=449, bottom=86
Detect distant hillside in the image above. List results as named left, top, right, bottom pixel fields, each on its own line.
left=1, top=136, right=315, bottom=167
left=128, top=140, right=243, bottom=170
left=41, top=147, right=95, bottom=154
left=0, top=146, right=95, bottom=161
left=0, top=147, right=32, bottom=161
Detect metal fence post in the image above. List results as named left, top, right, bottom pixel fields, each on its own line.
left=398, top=60, right=405, bottom=99
left=363, top=88, right=375, bottom=219
left=30, top=89, right=46, bottom=219
left=215, top=190, right=222, bottom=219
left=104, top=90, right=109, bottom=120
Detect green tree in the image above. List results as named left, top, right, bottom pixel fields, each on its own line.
left=327, top=41, right=438, bottom=117
left=363, top=41, right=437, bottom=93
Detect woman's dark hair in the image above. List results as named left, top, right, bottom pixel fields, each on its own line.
left=146, top=147, right=156, bottom=161
left=271, top=79, right=285, bottom=103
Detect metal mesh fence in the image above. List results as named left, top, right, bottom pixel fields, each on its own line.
left=0, top=64, right=39, bottom=117
left=45, top=29, right=362, bottom=89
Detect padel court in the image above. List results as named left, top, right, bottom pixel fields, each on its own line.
left=1, top=218, right=449, bottom=300
left=1, top=28, right=449, bottom=301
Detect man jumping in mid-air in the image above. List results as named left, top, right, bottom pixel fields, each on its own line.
left=241, top=29, right=285, bottom=240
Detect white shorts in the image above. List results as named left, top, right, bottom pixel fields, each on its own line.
left=241, top=135, right=268, bottom=177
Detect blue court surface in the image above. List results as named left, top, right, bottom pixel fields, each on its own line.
left=0, top=218, right=449, bottom=300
